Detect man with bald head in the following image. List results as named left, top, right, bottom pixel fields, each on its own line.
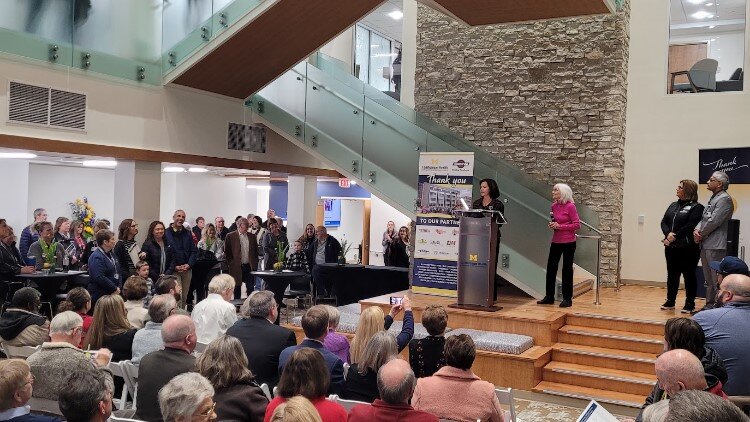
left=135, top=315, right=197, bottom=421
left=349, top=359, right=438, bottom=422
left=694, top=273, right=750, bottom=396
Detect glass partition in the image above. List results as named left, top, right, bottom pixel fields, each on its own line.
left=0, top=0, right=75, bottom=66
left=668, top=0, right=746, bottom=93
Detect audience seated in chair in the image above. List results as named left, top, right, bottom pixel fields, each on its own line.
left=131, top=294, right=176, bottom=364
left=636, top=317, right=728, bottom=422
left=348, top=358, right=438, bottom=422
left=655, top=349, right=726, bottom=404
left=0, top=359, right=59, bottom=422
left=278, top=306, right=344, bottom=395
left=265, top=348, right=347, bottom=422
left=57, top=287, right=93, bottom=348
left=321, top=305, right=349, bottom=364
left=350, top=297, right=414, bottom=365
left=191, top=274, right=238, bottom=344
left=26, top=311, right=113, bottom=402
left=158, top=373, right=216, bottom=422
left=196, top=335, right=268, bottom=422
left=26, top=222, right=63, bottom=271
left=122, top=276, right=149, bottom=329
left=135, top=315, right=198, bottom=422
left=269, top=396, right=321, bottom=422
left=342, top=331, right=398, bottom=403
left=693, top=273, right=750, bottom=396
left=0, top=219, right=35, bottom=292
left=412, top=334, right=504, bottom=422
left=83, top=294, right=137, bottom=364
left=661, top=390, right=749, bottom=421
left=58, top=367, right=112, bottom=422
left=409, top=304, right=448, bottom=378
left=0, top=288, right=49, bottom=348
left=154, top=276, right=188, bottom=316
left=226, top=291, right=296, bottom=389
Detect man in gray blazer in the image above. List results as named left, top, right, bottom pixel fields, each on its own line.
left=694, top=171, right=734, bottom=311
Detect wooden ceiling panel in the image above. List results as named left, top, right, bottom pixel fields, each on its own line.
left=425, top=0, right=613, bottom=26
left=173, top=0, right=384, bottom=99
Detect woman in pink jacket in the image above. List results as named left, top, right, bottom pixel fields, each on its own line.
left=537, top=183, right=581, bottom=308
left=411, top=334, right=504, bottom=422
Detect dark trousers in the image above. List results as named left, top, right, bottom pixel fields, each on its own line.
left=665, top=246, right=700, bottom=304
left=234, top=263, right=253, bottom=299
left=311, top=265, right=330, bottom=297
left=545, top=242, right=576, bottom=301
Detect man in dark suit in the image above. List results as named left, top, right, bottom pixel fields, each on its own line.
left=226, top=291, right=296, bottom=389
left=224, top=217, right=259, bottom=299
left=278, top=305, right=344, bottom=395
left=135, top=314, right=197, bottom=422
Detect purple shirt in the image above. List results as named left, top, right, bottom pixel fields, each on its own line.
left=324, top=329, right=350, bottom=364
left=551, top=201, right=580, bottom=244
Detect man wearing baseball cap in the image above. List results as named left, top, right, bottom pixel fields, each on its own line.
left=709, top=256, right=749, bottom=281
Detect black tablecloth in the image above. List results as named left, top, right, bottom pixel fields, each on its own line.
left=314, top=263, right=409, bottom=306
left=252, top=271, right=305, bottom=324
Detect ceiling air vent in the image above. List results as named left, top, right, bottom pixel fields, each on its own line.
left=227, top=122, right=267, bottom=153
left=7, top=81, right=86, bottom=131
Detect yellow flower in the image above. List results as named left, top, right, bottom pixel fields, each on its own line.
left=85, top=226, right=93, bottom=233
left=84, top=217, right=91, bottom=223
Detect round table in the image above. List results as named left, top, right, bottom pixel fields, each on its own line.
left=251, top=270, right=305, bottom=324
left=15, top=270, right=86, bottom=315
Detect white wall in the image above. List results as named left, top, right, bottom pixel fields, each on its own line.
left=671, top=31, right=745, bottom=81
left=400, top=0, right=418, bottom=108
left=368, top=194, right=412, bottom=266
left=0, top=160, right=30, bottom=233
left=320, top=27, right=354, bottom=70
left=159, top=171, right=265, bottom=227
left=27, top=163, right=115, bottom=225
left=0, top=58, right=328, bottom=170
left=623, top=0, right=750, bottom=283
left=326, top=199, right=365, bottom=262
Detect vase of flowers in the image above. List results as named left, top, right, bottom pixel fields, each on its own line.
left=69, top=197, right=97, bottom=240
left=273, top=241, right=289, bottom=273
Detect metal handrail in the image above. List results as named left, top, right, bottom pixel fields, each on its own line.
left=580, top=220, right=602, bottom=235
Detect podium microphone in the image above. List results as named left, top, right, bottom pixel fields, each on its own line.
left=460, top=198, right=470, bottom=211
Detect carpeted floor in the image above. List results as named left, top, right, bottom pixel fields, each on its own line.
left=514, top=398, right=633, bottom=421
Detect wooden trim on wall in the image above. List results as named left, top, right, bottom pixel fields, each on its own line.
left=0, top=134, right=341, bottom=178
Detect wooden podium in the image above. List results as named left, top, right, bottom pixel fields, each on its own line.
left=450, top=209, right=505, bottom=312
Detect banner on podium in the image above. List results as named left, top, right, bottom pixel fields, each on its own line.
left=412, top=152, right=474, bottom=297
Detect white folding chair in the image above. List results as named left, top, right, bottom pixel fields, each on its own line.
left=272, top=386, right=278, bottom=398
left=2, top=343, right=40, bottom=359
left=107, top=361, right=131, bottom=409
left=108, top=416, right=147, bottom=422
left=28, top=397, right=63, bottom=416
left=343, top=362, right=350, bottom=379
left=328, top=395, right=369, bottom=412
left=120, top=360, right=140, bottom=410
left=495, top=387, right=517, bottom=422
left=260, top=383, right=273, bottom=401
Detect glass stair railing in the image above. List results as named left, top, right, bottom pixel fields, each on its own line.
left=249, top=52, right=602, bottom=298
left=0, top=0, right=265, bottom=84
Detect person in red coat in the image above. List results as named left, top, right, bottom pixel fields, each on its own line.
left=349, top=359, right=438, bottom=422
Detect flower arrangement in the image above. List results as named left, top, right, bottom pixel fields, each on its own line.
left=273, top=241, right=289, bottom=272
left=69, top=197, right=97, bottom=240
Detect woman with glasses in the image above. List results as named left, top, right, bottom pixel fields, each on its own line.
left=659, top=179, right=704, bottom=313
left=197, top=335, right=268, bottom=421
left=158, top=372, right=217, bottom=422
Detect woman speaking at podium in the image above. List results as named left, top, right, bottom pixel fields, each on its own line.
left=537, top=183, right=580, bottom=308
left=472, top=179, right=505, bottom=301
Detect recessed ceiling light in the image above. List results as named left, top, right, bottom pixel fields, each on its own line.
left=0, top=152, right=37, bottom=159
left=188, top=167, right=209, bottom=173
left=163, top=166, right=185, bottom=173
left=387, top=10, right=403, bottom=20
left=709, top=25, right=716, bottom=28
left=706, top=2, right=714, bottom=5
left=246, top=185, right=271, bottom=190
left=351, top=181, right=357, bottom=185
left=82, top=160, right=117, bottom=167
left=691, top=10, right=714, bottom=19
left=687, top=0, right=705, bottom=4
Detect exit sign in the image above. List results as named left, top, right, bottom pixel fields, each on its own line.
left=339, top=178, right=351, bottom=188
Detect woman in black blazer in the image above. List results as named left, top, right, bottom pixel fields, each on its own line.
left=141, top=221, right=175, bottom=283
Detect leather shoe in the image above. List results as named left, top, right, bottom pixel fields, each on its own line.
left=536, top=297, right=554, bottom=305
left=559, top=300, right=572, bottom=308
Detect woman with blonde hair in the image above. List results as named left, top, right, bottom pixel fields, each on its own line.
left=537, top=183, right=580, bottom=308
left=197, top=335, right=268, bottom=422
left=270, top=396, right=322, bottom=422
left=342, top=331, right=398, bottom=402
left=349, top=297, right=414, bottom=364
left=83, top=294, right=137, bottom=362
left=194, top=223, right=225, bottom=303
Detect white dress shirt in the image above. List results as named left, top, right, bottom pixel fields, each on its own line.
left=191, top=293, right=238, bottom=344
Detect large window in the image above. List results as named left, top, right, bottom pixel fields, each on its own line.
left=668, top=0, right=746, bottom=94
left=354, top=25, right=402, bottom=95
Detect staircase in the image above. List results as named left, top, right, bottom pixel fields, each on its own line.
left=533, top=313, right=664, bottom=408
